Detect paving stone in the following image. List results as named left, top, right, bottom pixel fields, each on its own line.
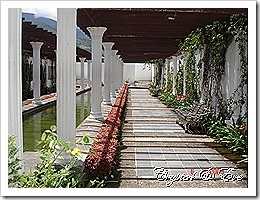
left=119, top=88, right=248, bottom=188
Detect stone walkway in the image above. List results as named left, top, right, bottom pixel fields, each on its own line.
left=115, top=88, right=248, bottom=188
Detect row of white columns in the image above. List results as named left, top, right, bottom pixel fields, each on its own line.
left=159, top=55, right=186, bottom=95
left=87, top=27, right=125, bottom=119
left=8, top=8, right=125, bottom=167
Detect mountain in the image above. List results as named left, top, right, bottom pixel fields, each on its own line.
left=22, top=12, right=91, bottom=52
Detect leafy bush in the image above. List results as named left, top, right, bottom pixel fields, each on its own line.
left=84, top=84, right=128, bottom=179
left=8, top=125, right=108, bottom=188
left=8, top=136, right=23, bottom=187
left=204, top=114, right=248, bottom=162
left=157, top=89, right=191, bottom=110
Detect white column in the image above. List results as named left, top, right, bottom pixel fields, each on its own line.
left=165, top=58, right=170, bottom=88
left=120, top=59, right=124, bottom=86
left=102, top=42, right=114, bottom=105
left=110, top=50, right=118, bottom=97
left=116, top=55, right=121, bottom=91
left=79, top=57, right=86, bottom=90
left=46, top=60, right=52, bottom=87
left=8, top=8, right=23, bottom=170
left=87, top=27, right=107, bottom=119
left=183, top=57, right=187, bottom=95
left=151, top=64, right=155, bottom=83
left=172, top=56, right=177, bottom=95
left=57, top=8, right=76, bottom=143
left=30, top=42, right=43, bottom=105
left=87, top=60, right=92, bottom=86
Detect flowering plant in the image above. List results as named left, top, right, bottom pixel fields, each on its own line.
left=176, top=94, right=186, bottom=100
left=8, top=126, right=105, bottom=188
left=85, top=84, right=128, bottom=179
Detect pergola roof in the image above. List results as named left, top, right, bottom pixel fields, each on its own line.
left=22, top=18, right=91, bottom=61
left=77, top=8, right=247, bottom=63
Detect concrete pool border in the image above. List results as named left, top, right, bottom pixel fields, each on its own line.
left=22, top=87, right=91, bottom=117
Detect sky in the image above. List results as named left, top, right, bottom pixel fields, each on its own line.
left=22, top=8, right=57, bottom=20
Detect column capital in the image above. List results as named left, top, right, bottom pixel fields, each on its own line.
left=87, top=27, right=107, bottom=40
left=87, top=60, right=92, bottom=63
left=30, top=41, right=43, bottom=49
left=79, top=57, right=86, bottom=62
left=102, top=42, right=114, bottom=51
left=111, top=50, right=118, bottom=55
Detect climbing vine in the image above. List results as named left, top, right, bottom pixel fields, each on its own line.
left=227, top=14, right=248, bottom=120
left=166, top=58, right=173, bottom=92
left=175, top=59, right=184, bottom=96
left=184, top=51, right=200, bottom=102
left=145, top=58, right=164, bottom=87
left=179, top=13, right=247, bottom=119
left=22, top=53, right=33, bottom=101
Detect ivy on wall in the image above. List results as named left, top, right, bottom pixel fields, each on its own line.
left=22, top=54, right=56, bottom=101
left=175, top=59, right=184, bottom=96
left=22, top=53, right=33, bottom=101
left=166, top=59, right=173, bottom=92
left=145, top=58, right=164, bottom=87
left=184, top=52, right=200, bottom=102
left=178, top=13, right=248, bottom=119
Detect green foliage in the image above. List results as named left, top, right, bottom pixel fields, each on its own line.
left=22, top=53, right=33, bottom=101
left=184, top=52, right=199, bottom=102
left=166, top=59, right=173, bottom=93
left=179, top=13, right=248, bottom=119
left=158, top=89, right=191, bottom=110
left=227, top=14, right=248, bottom=120
left=148, top=82, right=160, bottom=96
left=145, top=58, right=165, bottom=87
left=8, top=126, right=109, bottom=188
left=8, top=136, right=23, bottom=187
left=203, top=114, right=247, bottom=162
left=175, top=59, right=184, bottom=96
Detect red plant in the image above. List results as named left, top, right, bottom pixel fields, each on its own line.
left=176, top=94, right=186, bottom=100
left=233, top=122, right=247, bottom=131
left=84, top=84, right=128, bottom=179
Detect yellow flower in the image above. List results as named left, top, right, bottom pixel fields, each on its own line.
left=12, top=141, right=16, bottom=145
left=71, top=147, right=80, bottom=156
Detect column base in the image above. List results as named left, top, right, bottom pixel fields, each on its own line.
left=110, top=93, right=116, bottom=98
left=102, top=100, right=112, bottom=106
left=33, top=98, right=42, bottom=105
left=46, top=80, right=52, bottom=87
left=88, top=112, right=104, bottom=120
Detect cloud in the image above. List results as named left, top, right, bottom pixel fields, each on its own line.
left=22, top=8, right=57, bottom=20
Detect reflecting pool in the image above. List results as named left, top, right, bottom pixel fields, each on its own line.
left=23, top=91, right=91, bottom=151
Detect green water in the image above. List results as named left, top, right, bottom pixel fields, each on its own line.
left=23, top=91, right=91, bottom=151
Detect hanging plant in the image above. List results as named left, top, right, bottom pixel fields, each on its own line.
left=22, top=52, right=33, bottom=101
left=179, top=13, right=247, bottom=120
left=145, top=58, right=164, bottom=87
left=175, top=59, right=184, bottom=96
left=184, top=51, right=199, bottom=102
left=166, top=58, right=173, bottom=92
left=226, top=14, right=248, bottom=120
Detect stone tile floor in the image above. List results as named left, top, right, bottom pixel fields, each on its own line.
left=114, top=88, right=248, bottom=188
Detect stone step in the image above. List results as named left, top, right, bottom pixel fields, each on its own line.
left=122, top=133, right=209, bottom=138
left=121, top=137, right=214, bottom=143
left=122, top=141, right=224, bottom=148
left=116, top=178, right=248, bottom=188
left=115, top=168, right=247, bottom=181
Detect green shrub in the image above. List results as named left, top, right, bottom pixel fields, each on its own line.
left=8, top=126, right=109, bottom=188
